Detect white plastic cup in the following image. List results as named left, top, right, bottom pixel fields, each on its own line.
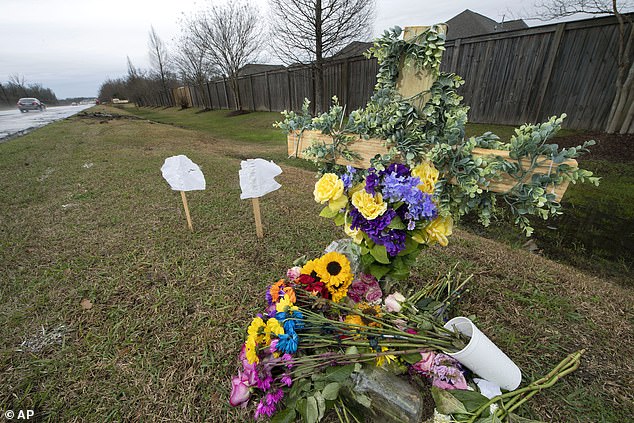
left=443, top=317, right=522, bottom=391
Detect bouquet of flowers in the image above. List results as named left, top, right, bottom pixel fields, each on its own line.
left=314, top=161, right=453, bottom=281
left=229, top=250, right=582, bottom=422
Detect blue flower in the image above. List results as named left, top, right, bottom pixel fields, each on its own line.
left=341, top=165, right=356, bottom=189
left=277, top=329, right=299, bottom=354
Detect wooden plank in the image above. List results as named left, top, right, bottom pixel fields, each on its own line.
left=534, top=23, right=566, bottom=122
left=288, top=130, right=577, bottom=200
left=396, top=25, right=447, bottom=111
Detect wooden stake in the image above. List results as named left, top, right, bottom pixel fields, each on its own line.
left=180, top=191, right=193, bottom=232
left=252, top=197, right=264, bottom=238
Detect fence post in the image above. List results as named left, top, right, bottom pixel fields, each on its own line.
left=287, top=69, right=293, bottom=110
left=450, top=39, right=461, bottom=72
left=205, top=81, right=214, bottom=110
left=534, top=23, right=566, bottom=122
left=223, top=77, right=230, bottom=109
left=249, top=74, right=256, bottom=110
left=265, top=72, right=272, bottom=111
left=343, top=59, right=350, bottom=107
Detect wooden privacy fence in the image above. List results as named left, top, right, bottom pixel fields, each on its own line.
left=165, top=14, right=630, bottom=133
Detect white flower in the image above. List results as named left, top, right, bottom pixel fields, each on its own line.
left=384, top=292, right=406, bottom=312
left=432, top=409, right=452, bottom=423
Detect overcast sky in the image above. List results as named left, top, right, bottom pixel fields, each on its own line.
left=0, top=0, right=596, bottom=99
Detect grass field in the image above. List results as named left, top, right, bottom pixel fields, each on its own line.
left=0, top=105, right=632, bottom=422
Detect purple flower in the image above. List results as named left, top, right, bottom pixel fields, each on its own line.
left=266, top=388, right=284, bottom=405
left=365, top=169, right=380, bottom=193
left=256, top=373, right=273, bottom=391
left=382, top=163, right=410, bottom=178
left=411, top=351, right=468, bottom=390
left=350, top=207, right=395, bottom=236
left=371, top=229, right=407, bottom=256
left=254, top=399, right=276, bottom=419
left=280, top=373, right=293, bottom=387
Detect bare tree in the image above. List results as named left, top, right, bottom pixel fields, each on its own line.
left=9, top=74, right=28, bottom=97
left=173, top=32, right=218, bottom=86
left=186, top=1, right=262, bottom=111
left=148, top=26, right=173, bottom=102
left=268, top=0, right=375, bottom=112
left=531, top=0, right=633, bottom=133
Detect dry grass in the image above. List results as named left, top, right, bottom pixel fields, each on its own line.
left=0, top=106, right=632, bottom=422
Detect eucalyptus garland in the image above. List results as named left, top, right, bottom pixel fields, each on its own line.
left=275, top=25, right=599, bottom=236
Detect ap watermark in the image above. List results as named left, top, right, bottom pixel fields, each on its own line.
left=3, top=410, right=34, bottom=420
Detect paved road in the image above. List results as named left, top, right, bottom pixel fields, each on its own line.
left=0, top=104, right=94, bottom=142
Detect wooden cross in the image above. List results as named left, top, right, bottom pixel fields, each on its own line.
left=287, top=26, right=577, bottom=201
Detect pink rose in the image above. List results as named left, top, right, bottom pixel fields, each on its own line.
left=384, top=292, right=405, bottom=312
left=411, top=351, right=436, bottom=375
left=365, top=286, right=383, bottom=303
left=286, top=266, right=301, bottom=281
left=229, top=371, right=251, bottom=407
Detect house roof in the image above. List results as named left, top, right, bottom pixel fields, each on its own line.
left=329, top=41, right=373, bottom=60
left=446, top=9, right=528, bottom=40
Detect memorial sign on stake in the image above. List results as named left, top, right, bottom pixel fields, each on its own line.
left=238, top=158, right=282, bottom=238
left=161, top=155, right=206, bottom=231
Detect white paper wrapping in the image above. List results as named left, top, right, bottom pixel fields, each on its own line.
left=239, top=158, right=282, bottom=199
left=161, top=155, right=206, bottom=191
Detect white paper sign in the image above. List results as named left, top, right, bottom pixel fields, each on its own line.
left=239, top=158, right=282, bottom=199
left=161, top=155, right=206, bottom=191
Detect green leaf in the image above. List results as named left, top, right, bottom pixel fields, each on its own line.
left=315, top=392, right=326, bottom=420
left=361, top=252, right=375, bottom=267
left=319, top=206, right=339, bottom=218
left=296, top=398, right=307, bottom=421
left=398, top=237, right=420, bottom=256
left=370, top=244, right=390, bottom=264
left=431, top=386, right=468, bottom=415
left=369, top=263, right=391, bottom=280
left=402, top=352, right=423, bottom=364
left=270, top=408, right=297, bottom=423
left=353, top=392, right=372, bottom=408
left=451, top=390, right=490, bottom=413
left=322, top=382, right=341, bottom=400
left=325, top=364, right=355, bottom=383
left=474, top=416, right=502, bottom=423
left=306, top=396, right=319, bottom=423
left=387, top=216, right=406, bottom=230
left=333, top=213, right=345, bottom=226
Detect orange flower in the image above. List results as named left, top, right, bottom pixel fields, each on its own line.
left=270, top=279, right=285, bottom=303
left=283, top=286, right=296, bottom=304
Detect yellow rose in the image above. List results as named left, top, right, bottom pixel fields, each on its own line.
left=424, top=215, right=453, bottom=247
left=344, top=224, right=364, bottom=244
left=314, top=173, right=344, bottom=204
left=351, top=190, right=387, bottom=220
left=412, top=161, right=439, bottom=194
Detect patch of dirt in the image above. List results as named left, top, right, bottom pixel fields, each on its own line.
left=76, top=111, right=145, bottom=122
left=225, top=109, right=252, bottom=117
left=555, top=132, right=634, bottom=162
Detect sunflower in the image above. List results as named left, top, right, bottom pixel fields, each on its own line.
left=300, top=258, right=321, bottom=279
left=315, top=252, right=353, bottom=288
